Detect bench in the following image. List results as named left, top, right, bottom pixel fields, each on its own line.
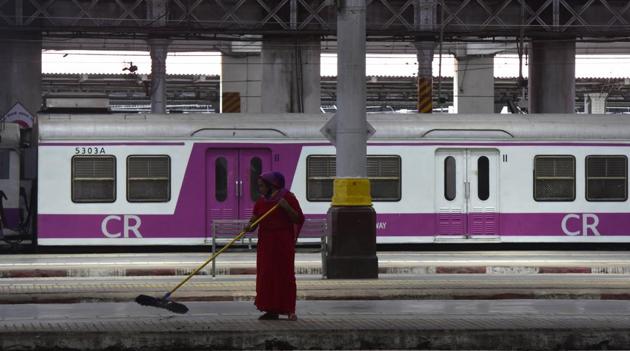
left=209, top=218, right=328, bottom=277
left=209, top=219, right=251, bottom=278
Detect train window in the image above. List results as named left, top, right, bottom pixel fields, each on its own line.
left=367, top=156, right=401, bottom=201
left=444, top=156, right=456, bottom=201
left=0, top=150, right=8, bottom=179
left=215, top=157, right=228, bottom=202
left=250, top=157, right=262, bottom=201
left=71, top=155, right=116, bottom=203
left=306, top=155, right=401, bottom=201
left=534, top=155, right=575, bottom=201
left=477, top=156, right=489, bottom=201
left=127, top=156, right=171, bottom=202
left=306, top=156, right=335, bottom=201
left=586, top=155, right=627, bottom=201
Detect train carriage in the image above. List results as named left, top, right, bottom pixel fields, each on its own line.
left=26, top=113, right=630, bottom=245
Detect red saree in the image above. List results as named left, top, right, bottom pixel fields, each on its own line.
left=254, top=191, right=304, bottom=314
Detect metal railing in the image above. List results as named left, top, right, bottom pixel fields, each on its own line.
left=210, top=218, right=328, bottom=277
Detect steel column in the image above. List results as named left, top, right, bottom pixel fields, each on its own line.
left=528, top=38, right=576, bottom=113
left=336, top=0, right=366, bottom=178
left=149, top=38, right=169, bottom=114
left=326, top=0, right=378, bottom=280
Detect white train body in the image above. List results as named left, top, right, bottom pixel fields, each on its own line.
left=30, top=113, right=630, bottom=245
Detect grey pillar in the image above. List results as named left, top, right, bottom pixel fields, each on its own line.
left=453, top=54, right=494, bottom=113
left=414, top=0, right=437, bottom=113
left=528, top=38, right=576, bottom=113
left=325, top=0, right=378, bottom=279
left=221, top=53, right=262, bottom=113
left=149, top=38, right=169, bottom=114
left=0, top=33, right=42, bottom=116
left=261, top=36, right=320, bottom=113
left=414, top=41, right=434, bottom=113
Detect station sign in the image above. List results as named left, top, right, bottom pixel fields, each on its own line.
left=1, top=102, right=34, bottom=129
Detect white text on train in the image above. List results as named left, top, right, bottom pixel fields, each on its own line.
left=376, top=222, right=387, bottom=229
left=561, top=213, right=600, bottom=236
left=101, top=215, right=143, bottom=238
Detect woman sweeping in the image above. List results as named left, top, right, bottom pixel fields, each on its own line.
left=246, top=171, right=304, bottom=321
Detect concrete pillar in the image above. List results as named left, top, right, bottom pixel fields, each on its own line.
left=415, top=41, right=435, bottom=113
left=453, top=54, right=494, bottom=113
left=261, top=36, right=320, bottom=113
left=0, top=33, right=42, bottom=116
left=587, top=93, right=608, bottom=114
left=0, top=32, right=40, bottom=234
left=414, top=0, right=437, bottom=113
left=325, top=0, right=378, bottom=280
left=528, top=38, right=576, bottom=113
left=149, top=38, right=169, bottom=114
left=221, top=54, right=261, bottom=113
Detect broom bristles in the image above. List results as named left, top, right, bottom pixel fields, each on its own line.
left=135, top=294, right=189, bottom=314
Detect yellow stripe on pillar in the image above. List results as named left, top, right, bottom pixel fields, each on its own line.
left=222, top=92, right=241, bottom=113
left=331, top=178, right=372, bottom=206
left=417, top=77, right=433, bottom=113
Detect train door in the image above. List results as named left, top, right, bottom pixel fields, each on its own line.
left=435, top=149, right=499, bottom=237
left=206, top=149, right=271, bottom=230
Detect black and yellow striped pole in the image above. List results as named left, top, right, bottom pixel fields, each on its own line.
left=221, top=92, right=241, bottom=113
left=417, top=77, right=433, bottom=113
left=415, top=41, right=435, bottom=113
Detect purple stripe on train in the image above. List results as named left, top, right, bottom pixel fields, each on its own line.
left=312, top=212, right=630, bottom=237
left=39, top=141, right=630, bottom=147
left=39, top=142, right=186, bottom=146
left=37, top=212, right=630, bottom=239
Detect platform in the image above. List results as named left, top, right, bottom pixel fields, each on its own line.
left=2, top=299, right=630, bottom=350
left=3, top=251, right=630, bottom=350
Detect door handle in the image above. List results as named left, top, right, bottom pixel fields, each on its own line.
left=235, top=180, right=241, bottom=197
left=465, top=181, right=470, bottom=199
left=238, top=180, right=243, bottom=198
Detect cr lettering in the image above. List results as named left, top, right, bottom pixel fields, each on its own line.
left=561, top=213, right=600, bottom=236
left=101, top=215, right=143, bottom=238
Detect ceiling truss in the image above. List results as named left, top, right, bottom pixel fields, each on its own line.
left=1, top=1, right=630, bottom=40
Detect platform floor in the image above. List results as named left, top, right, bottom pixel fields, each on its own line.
left=3, top=299, right=630, bottom=350
left=3, top=251, right=630, bottom=350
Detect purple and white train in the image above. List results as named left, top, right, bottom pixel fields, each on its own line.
left=2, top=113, right=630, bottom=245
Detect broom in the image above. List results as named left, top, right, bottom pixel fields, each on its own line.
left=135, top=203, right=279, bottom=314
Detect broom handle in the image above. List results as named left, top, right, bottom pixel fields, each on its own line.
left=165, top=203, right=280, bottom=297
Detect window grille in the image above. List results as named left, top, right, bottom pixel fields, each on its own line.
left=586, top=155, right=627, bottom=201
left=306, top=155, right=401, bottom=201
left=127, top=155, right=170, bottom=202
left=534, top=155, right=575, bottom=201
left=72, top=155, right=116, bottom=203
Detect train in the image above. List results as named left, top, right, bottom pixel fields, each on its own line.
left=1, top=112, right=630, bottom=246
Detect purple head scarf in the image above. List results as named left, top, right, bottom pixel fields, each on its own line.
left=259, top=171, right=285, bottom=189
left=259, top=171, right=287, bottom=201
